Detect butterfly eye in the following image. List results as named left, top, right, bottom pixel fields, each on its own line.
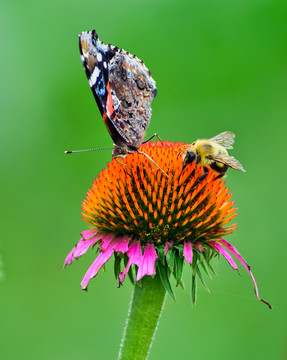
left=137, top=77, right=145, bottom=90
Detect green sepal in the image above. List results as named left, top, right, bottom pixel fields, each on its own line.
left=157, top=245, right=165, bottom=264
left=196, top=266, right=210, bottom=293
left=128, top=264, right=136, bottom=285
left=199, top=257, right=212, bottom=279
left=191, top=273, right=197, bottom=306
left=172, top=271, right=185, bottom=290
left=157, top=262, right=176, bottom=302
left=191, top=252, right=198, bottom=305
left=177, top=245, right=183, bottom=257
left=114, top=254, right=122, bottom=279
left=174, top=252, right=184, bottom=287
left=166, top=249, right=175, bottom=271
left=202, top=247, right=218, bottom=277
left=205, top=259, right=218, bottom=278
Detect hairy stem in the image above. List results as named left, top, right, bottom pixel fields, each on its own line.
left=118, top=274, right=166, bottom=360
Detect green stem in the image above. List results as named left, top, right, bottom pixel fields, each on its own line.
left=118, top=273, right=166, bottom=360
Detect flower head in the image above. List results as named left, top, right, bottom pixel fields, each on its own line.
left=64, top=141, right=271, bottom=308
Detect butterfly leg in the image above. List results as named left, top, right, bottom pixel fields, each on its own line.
left=137, top=150, right=169, bottom=178
left=142, top=133, right=166, bottom=147
left=114, top=157, right=132, bottom=171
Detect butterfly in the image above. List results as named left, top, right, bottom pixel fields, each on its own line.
left=73, top=30, right=165, bottom=173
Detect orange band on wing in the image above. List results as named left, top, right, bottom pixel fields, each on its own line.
left=106, top=82, right=115, bottom=117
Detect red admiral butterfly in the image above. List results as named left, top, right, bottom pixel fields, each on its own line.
left=68, top=30, right=166, bottom=174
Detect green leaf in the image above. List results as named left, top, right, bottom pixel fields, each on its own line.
left=166, top=249, right=175, bottom=271
left=174, top=253, right=184, bottom=286
left=157, top=262, right=176, bottom=302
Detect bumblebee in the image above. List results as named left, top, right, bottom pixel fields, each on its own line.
left=181, top=131, right=245, bottom=179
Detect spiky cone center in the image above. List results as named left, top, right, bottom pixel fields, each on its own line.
left=82, top=141, right=237, bottom=245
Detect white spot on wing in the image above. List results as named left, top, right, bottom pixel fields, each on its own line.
left=97, top=52, right=102, bottom=62
left=103, top=61, right=107, bottom=68
left=89, top=66, right=101, bottom=87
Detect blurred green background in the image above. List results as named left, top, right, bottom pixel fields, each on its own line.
left=1, top=0, right=286, bottom=359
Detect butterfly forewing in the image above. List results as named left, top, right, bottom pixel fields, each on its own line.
left=79, top=30, right=157, bottom=152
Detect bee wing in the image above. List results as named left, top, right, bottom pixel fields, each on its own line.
left=209, top=131, right=235, bottom=149
left=212, top=155, right=246, bottom=172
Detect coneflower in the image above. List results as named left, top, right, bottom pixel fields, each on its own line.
left=64, top=141, right=271, bottom=359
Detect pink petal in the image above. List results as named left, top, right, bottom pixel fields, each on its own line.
left=219, top=239, right=272, bottom=309
left=164, top=241, right=174, bottom=255
left=99, top=233, right=116, bottom=251
left=113, top=235, right=131, bottom=253
left=209, top=241, right=238, bottom=271
left=81, top=228, right=98, bottom=239
left=183, top=241, right=194, bottom=264
left=73, top=234, right=102, bottom=258
left=81, top=247, right=114, bottom=290
left=119, top=240, right=142, bottom=284
left=137, top=243, right=158, bottom=281
left=63, top=247, right=76, bottom=267
left=127, top=240, right=143, bottom=266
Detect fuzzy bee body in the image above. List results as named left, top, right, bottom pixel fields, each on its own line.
left=182, top=131, right=245, bottom=179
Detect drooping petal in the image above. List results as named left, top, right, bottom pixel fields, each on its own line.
left=137, top=243, right=158, bottom=281
left=113, top=235, right=131, bottom=253
left=99, top=233, right=116, bottom=251
left=81, top=247, right=114, bottom=290
left=119, top=240, right=142, bottom=284
left=81, top=228, right=98, bottom=239
left=219, top=239, right=272, bottom=309
left=183, top=241, right=194, bottom=264
left=209, top=241, right=238, bottom=271
left=73, top=233, right=102, bottom=259
left=63, top=247, right=76, bottom=267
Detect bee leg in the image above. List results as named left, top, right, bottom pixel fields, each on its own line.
left=191, top=167, right=209, bottom=189
left=214, top=173, right=225, bottom=180
left=198, top=167, right=209, bottom=182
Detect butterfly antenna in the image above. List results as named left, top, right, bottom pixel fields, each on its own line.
left=137, top=150, right=169, bottom=178
left=65, top=147, right=114, bottom=154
